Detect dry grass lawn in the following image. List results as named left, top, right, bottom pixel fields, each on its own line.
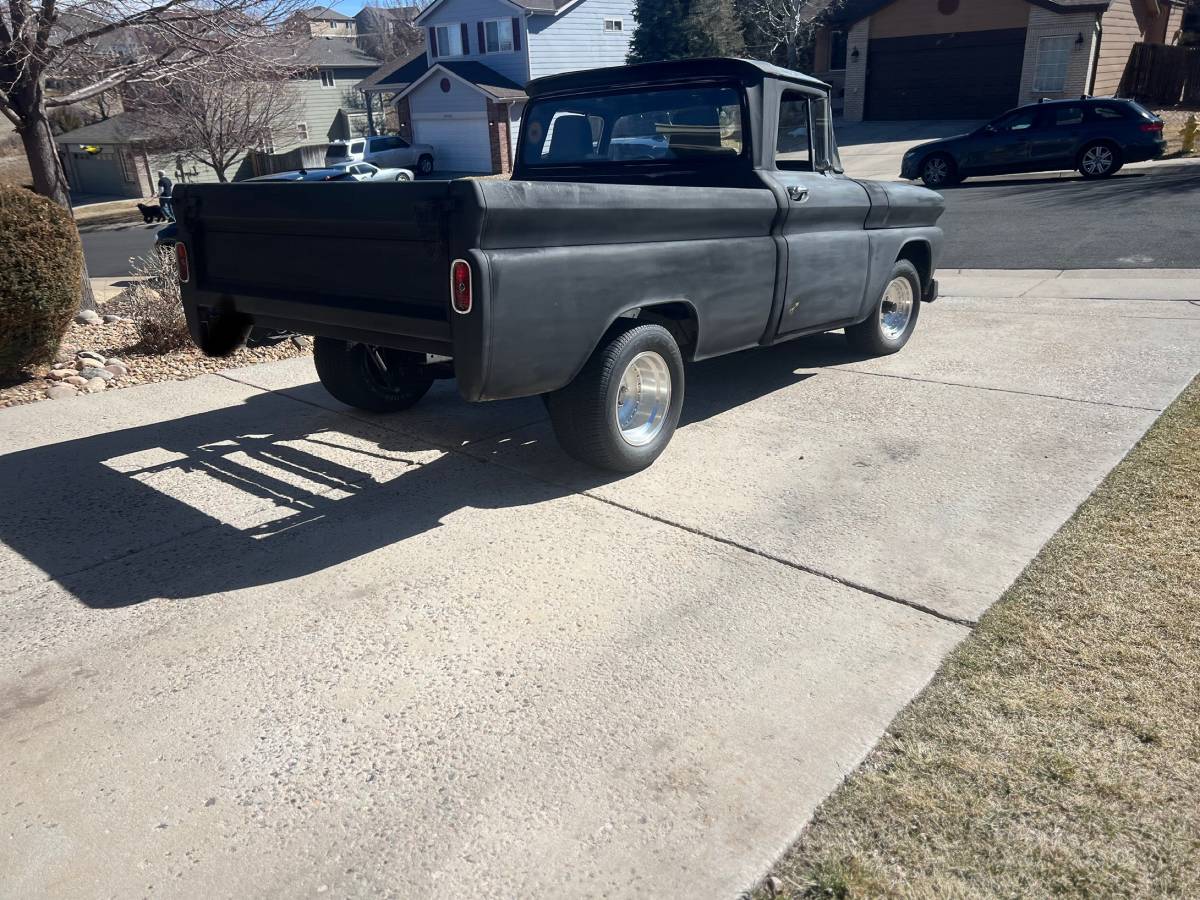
left=757, top=377, right=1200, bottom=899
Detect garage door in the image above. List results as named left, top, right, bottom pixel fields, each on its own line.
left=865, top=28, right=1027, bottom=120
left=412, top=114, right=491, bottom=173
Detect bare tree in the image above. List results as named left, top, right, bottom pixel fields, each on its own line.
left=0, top=0, right=306, bottom=309
left=135, top=61, right=301, bottom=183
left=355, top=2, right=424, bottom=63
left=742, top=0, right=843, bottom=69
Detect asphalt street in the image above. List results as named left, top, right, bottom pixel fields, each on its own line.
left=81, top=161, right=1200, bottom=277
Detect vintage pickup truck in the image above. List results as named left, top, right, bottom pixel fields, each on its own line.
left=174, top=58, right=944, bottom=472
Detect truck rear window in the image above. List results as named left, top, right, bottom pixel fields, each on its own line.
left=327, top=144, right=348, bottom=158
left=521, top=85, right=744, bottom=167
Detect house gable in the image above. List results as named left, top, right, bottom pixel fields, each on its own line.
left=526, top=0, right=635, bottom=80
left=417, top=0, right=530, bottom=86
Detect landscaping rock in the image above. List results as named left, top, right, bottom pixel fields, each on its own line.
left=291, top=335, right=313, bottom=350
left=102, top=314, right=126, bottom=324
left=78, top=366, right=114, bottom=381
left=83, top=377, right=108, bottom=393
left=77, top=350, right=105, bottom=362
left=45, top=383, right=78, bottom=400
left=47, top=368, right=77, bottom=381
left=104, top=363, right=128, bottom=378
left=104, top=357, right=128, bottom=368
left=64, top=376, right=88, bottom=387
left=74, top=309, right=102, bottom=325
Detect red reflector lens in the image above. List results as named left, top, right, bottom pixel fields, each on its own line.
left=1141, top=122, right=1163, bottom=132
left=174, top=242, right=190, bottom=283
left=450, top=259, right=472, bottom=314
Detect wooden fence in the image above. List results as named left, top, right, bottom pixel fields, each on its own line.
left=1119, top=43, right=1200, bottom=107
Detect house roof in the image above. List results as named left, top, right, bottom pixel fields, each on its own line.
left=54, top=113, right=158, bottom=146
left=299, top=5, right=356, bottom=21
left=292, top=35, right=381, bottom=68
left=415, top=0, right=573, bottom=25
left=359, top=52, right=526, bottom=99
left=813, top=0, right=1111, bottom=26
left=356, top=4, right=421, bottom=20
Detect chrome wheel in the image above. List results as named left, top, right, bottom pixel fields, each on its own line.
left=880, top=276, right=915, bottom=341
left=923, top=157, right=949, bottom=185
left=615, top=351, right=672, bottom=447
left=1081, top=145, right=1114, bottom=176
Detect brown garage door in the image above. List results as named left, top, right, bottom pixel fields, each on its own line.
left=865, top=28, right=1027, bottom=120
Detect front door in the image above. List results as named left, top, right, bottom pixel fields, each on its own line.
left=774, top=92, right=871, bottom=336
left=970, top=106, right=1039, bottom=174
left=1028, top=104, right=1085, bottom=170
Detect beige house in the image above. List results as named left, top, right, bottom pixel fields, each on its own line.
left=294, top=6, right=359, bottom=37
left=810, top=0, right=1186, bottom=121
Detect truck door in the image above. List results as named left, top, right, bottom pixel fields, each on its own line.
left=772, top=91, right=871, bottom=336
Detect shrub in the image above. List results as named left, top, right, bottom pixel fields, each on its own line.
left=0, top=184, right=83, bottom=377
left=123, top=248, right=190, bottom=353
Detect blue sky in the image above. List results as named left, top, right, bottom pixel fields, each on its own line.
left=321, top=1, right=422, bottom=15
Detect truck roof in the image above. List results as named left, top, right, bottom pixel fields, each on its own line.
left=526, top=57, right=830, bottom=99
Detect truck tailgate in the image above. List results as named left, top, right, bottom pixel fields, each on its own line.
left=177, top=182, right=455, bottom=350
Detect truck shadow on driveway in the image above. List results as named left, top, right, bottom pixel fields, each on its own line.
left=1, top=335, right=854, bottom=609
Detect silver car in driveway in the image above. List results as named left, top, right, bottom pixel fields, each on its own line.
left=325, top=135, right=435, bottom=175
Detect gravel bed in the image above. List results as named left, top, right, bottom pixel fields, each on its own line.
left=0, top=318, right=311, bottom=408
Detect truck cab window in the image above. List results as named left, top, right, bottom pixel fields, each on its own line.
left=777, top=93, right=811, bottom=171
left=521, top=85, right=743, bottom=167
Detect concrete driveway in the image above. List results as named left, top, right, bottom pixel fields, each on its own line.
left=2, top=272, right=1198, bottom=897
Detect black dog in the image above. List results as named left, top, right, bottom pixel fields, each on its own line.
left=137, top=202, right=166, bottom=224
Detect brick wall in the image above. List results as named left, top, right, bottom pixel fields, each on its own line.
left=1018, top=9, right=1100, bottom=105
left=842, top=18, right=871, bottom=122
left=487, top=100, right=511, bottom=175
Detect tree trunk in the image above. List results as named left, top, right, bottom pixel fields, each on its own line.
left=19, top=109, right=98, bottom=312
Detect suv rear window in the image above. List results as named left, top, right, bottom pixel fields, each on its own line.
left=521, top=85, right=744, bottom=167
left=326, top=143, right=348, bottom=158
left=350, top=141, right=366, bottom=154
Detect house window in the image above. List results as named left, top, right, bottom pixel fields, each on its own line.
left=1034, top=36, right=1073, bottom=92
left=829, top=30, right=847, bottom=70
left=433, top=24, right=464, bottom=57
left=485, top=18, right=514, bottom=52
left=604, top=17, right=623, bottom=32
left=320, top=69, right=335, bottom=88
left=119, top=150, right=137, bottom=183
left=297, top=122, right=309, bottom=141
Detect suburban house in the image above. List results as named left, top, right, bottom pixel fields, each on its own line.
left=357, top=0, right=635, bottom=173
left=808, top=0, right=1187, bottom=121
left=54, top=36, right=380, bottom=197
left=294, top=6, right=359, bottom=37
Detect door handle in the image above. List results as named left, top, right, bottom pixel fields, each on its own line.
left=787, top=185, right=809, bottom=203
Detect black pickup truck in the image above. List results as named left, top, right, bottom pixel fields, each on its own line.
left=175, top=58, right=944, bottom=472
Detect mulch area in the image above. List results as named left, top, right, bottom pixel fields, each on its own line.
left=0, top=318, right=311, bottom=409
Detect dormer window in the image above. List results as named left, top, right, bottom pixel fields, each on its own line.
left=319, top=70, right=335, bottom=88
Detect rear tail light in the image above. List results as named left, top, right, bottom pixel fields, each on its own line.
left=1140, top=122, right=1163, bottom=132
left=450, top=258, right=472, bottom=314
left=175, top=242, right=190, bottom=283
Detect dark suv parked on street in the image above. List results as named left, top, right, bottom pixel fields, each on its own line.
left=901, top=98, right=1166, bottom=188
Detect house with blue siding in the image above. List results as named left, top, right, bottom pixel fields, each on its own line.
left=357, top=0, right=634, bottom=173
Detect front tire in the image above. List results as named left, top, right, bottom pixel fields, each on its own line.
left=920, top=153, right=961, bottom=189
left=313, top=338, right=433, bottom=412
left=547, top=323, right=684, bottom=473
left=1079, top=142, right=1121, bottom=179
left=845, top=260, right=922, bottom=356
left=417, top=155, right=434, bottom=176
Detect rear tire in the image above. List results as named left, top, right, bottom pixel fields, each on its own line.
left=845, top=259, right=922, bottom=356
left=417, top=155, right=434, bottom=176
left=1078, top=141, right=1121, bottom=179
left=313, top=338, right=433, bottom=412
left=547, top=323, right=684, bottom=473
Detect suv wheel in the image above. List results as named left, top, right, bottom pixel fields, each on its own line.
left=547, top=323, right=685, bottom=472
left=417, top=155, right=434, bottom=176
left=845, top=259, right=922, bottom=356
left=1079, top=142, right=1121, bottom=179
